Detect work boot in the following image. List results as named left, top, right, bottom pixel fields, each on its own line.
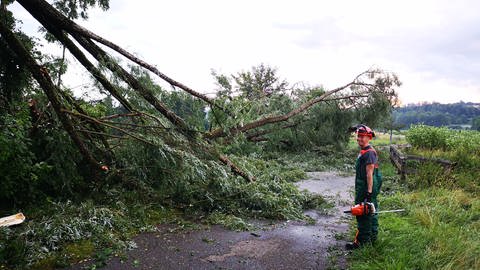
left=345, top=242, right=360, bottom=250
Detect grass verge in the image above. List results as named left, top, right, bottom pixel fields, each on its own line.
left=348, top=188, right=479, bottom=270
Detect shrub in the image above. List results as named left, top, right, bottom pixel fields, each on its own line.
left=406, top=125, right=480, bottom=191
left=407, top=124, right=480, bottom=153
left=406, top=125, right=451, bottom=150
left=0, top=111, right=36, bottom=205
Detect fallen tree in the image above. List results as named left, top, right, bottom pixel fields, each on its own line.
left=206, top=69, right=399, bottom=139
left=2, top=0, right=400, bottom=183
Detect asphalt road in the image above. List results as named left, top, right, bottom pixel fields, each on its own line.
left=67, top=171, right=354, bottom=270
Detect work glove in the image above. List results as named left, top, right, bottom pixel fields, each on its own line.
left=363, top=192, right=375, bottom=215
left=364, top=191, right=372, bottom=203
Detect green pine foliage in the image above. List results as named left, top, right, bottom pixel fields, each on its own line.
left=0, top=63, right=396, bottom=268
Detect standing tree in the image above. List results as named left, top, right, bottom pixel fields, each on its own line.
left=472, top=117, right=480, bottom=131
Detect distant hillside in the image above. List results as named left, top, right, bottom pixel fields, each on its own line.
left=393, top=102, right=480, bottom=129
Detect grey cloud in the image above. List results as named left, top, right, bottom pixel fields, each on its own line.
left=277, top=14, right=480, bottom=84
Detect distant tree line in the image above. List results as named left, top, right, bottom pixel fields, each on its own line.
left=394, top=102, right=480, bottom=129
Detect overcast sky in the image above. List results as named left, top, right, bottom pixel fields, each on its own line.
left=10, top=0, right=480, bottom=104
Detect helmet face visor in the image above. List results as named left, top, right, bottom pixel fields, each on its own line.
left=356, top=131, right=373, bottom=138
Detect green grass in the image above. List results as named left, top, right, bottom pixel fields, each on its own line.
left=406, top=125, right=480, bottom=152
left=405, top=126, right=479, bottom=192
left=348, top=188, right=479, bottom=270
left=405, top=147, right=479, bottom=193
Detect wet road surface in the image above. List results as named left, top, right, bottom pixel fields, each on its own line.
left=67, top=171, right=354, bottom=270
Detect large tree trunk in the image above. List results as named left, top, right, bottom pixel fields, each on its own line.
left=38, top=19, right=134, bottom=112
left=71, top=33, right=189, bottom=131
left=0, top=20, right=101, bottom=172
left=16, top=0, right=219, bottom=110
left=16, top=0, right=188, bottom=132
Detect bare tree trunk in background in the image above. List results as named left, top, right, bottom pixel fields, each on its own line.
left=56, top=45, right=66, bottom=87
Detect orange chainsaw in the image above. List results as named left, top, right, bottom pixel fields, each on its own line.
left=343, top=202, right=405, bottom=216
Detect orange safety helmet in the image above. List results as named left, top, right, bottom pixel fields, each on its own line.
left=348, top=124, right=376, bottom=138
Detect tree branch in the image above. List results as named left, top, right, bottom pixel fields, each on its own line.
left=16, top=0, right=190, bottom=132
left=57, top=88, right=115, bottom=162
left=63, top=109, right=157, bottom=146
left=205, top=81, right=356, bottom=139
left=100, top=112, right=142, bottom=120
left=245, top=122, right=299, bottom=141
left=218, top=155, right=255, bottom=182
left=205, top=68, right=398, bottom=140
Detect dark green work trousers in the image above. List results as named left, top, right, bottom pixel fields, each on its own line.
left=354, top=158, right=382, bottom=244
